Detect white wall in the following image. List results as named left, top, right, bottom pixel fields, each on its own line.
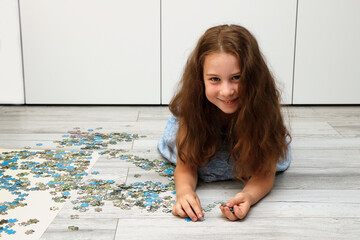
left=2, top=0, right=359, bottom=105
left=20, top=0, right=160, bottom=104
left=0, top=0, right=24, bottom=104
left=293, top=0, right=360, bottom=104
left=162, top=0, right=297, bottom=105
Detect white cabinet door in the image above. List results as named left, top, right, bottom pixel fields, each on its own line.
left=20, top=0, right=160, bottom=104
left=293, top=0, right=360, bottom=104
left=162, top=0, right=297, bottom=105
left=0, top=0, right=24, bottom=104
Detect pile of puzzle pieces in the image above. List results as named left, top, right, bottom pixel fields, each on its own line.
left=0, top=128, right=177, bottom=237
left=1, top=127, right=228, bottom=238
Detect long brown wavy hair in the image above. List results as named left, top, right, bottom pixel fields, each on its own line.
left=169, top=24, right=291, bottom=180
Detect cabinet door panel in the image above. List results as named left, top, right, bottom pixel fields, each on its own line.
left=162, top=0, right=297, bottom=104
left=0, top=0, right=24, bottom=104
left=293, top=0, right=360, bottom=104
left=21, top=0, right=160, bottom=104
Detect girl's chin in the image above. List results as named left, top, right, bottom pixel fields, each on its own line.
left=208, top=100, right=239, bottom=115
left=216, top=106, right=238, bottom=115
left=220, top=109, right=237, bottom=114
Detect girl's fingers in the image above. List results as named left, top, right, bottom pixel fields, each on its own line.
left=233, top=205, right=246, bottom=219
left=189, top=197, right=204, bottom=219
left=220, top=205, right=226, bottom=216
left=223, top=206, right=238, bottom=221
left=195, top=197, right=204, bottom=218
left=181, top=200, right=198, bottom=221
left=227, top=195, right=245, bottom=207
left=220, top=205, right=237, bottom=221
left=234, top=203, right=250, bottom=219
left=172, top=193, right=204, bottom=221
left=173, top=204, right=188, bottom=218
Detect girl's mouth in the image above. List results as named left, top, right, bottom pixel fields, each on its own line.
left=219, top=98, right=238, bottom=105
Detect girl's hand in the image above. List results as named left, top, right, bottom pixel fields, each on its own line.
left=172, top=190, right=204, bottom=222
left=220, top=192, right=252, bottom=221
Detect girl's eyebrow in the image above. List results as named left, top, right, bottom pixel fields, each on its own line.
left=231, top=72, right=241, bottom=75
left=205, top=72, right=241, bottom=76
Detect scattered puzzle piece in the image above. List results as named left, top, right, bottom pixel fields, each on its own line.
left=18, top=218, right=39, bottom=226
left=220, top=202, right=234, bottom=213
left=25, top=229, right=35, bottom=235
left=68, top=226, right=79, bottom=231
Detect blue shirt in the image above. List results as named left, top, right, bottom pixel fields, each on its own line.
left=158, top=115, right=291, bottom=182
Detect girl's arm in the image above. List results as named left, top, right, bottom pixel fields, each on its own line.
left=172, top=121, right=204, bottom=221
left=220, top=170, right=275, bottom=221
left=172, top=159, right=204, bottom=221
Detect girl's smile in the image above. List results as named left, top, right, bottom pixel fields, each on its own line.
left=203, top=52, right=241, bottom=114
left=218, top=97, right=239, bottom=105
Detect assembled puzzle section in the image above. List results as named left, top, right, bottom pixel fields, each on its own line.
left=0, top=128, right=140, bottom=239
left=1, top=128, right=178, bottom=239
left=0, top=148, right=99, bottom=240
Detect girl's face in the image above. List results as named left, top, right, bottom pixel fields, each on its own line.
left=203, top=52, right=241, bottom=114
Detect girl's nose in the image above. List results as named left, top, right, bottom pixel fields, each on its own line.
left=220, top=82, right=235, bottom=96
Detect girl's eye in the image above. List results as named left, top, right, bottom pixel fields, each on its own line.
left=232, top=75, right=241, bottom=80
left=210, top=77, right=220, bottom=82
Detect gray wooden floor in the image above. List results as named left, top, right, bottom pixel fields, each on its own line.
left=1, top=105, right=360, bottom=239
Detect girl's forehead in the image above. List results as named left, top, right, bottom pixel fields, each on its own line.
left=203, top=52, right=241, bottom=70
left=203, top=51, right=240, bottom=63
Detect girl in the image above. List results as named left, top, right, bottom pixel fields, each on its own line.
left=158, top=24, right=291, bottom=221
